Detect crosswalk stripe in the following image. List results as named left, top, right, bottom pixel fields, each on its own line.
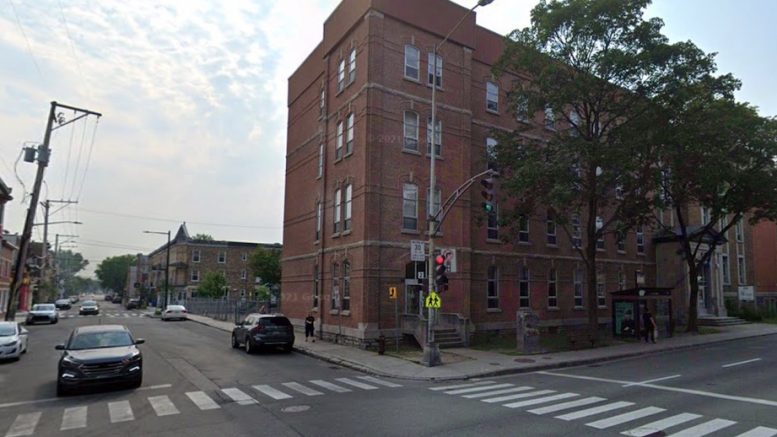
left=123, top=314, right=130, bottom=318
left=587, top=406, right=666, bottom=429
left=622, top=413, right=703, bottom=437
left=282, top=382, right=323, bottom=396
left=253, top=385, right=293, bottom=400
left=356, top=376, right=402, bottom=388
left=5, top=412, right=41, bottom=437
left=335, top=377, right=378, bottom=390
left=482, top=389, right=555, bottom=404
left=108, top=400, right=134, bottom=423
left=221, top=388, right=258, bottom=405
left=429, top=381, right=495, bottom=391
left=556, top=401, right=635, bottom=421
left=529, top=397, right=606, bottom=415
left=186, top=391, right=221, bottom=410
left=445, top=383, right=514, bottom=395
left=736, top=427, right=777, bottom=437
left=504, top=393, right=579, bottom=409
left=310, top=380, right=351, bottom=393
left=148, top=395, right=180, bottom=416
left=667, top=418, right=737, bottom=437
left=463, top=386, right=534, bottom=399
left=60, top=406, right=88, bottom=430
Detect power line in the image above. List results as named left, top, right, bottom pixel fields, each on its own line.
left=68, top=114, right=88, bottom=199
left=76, top=118, right=99, bottom=201
left=77, top=207, right=282, bottom=229
left=7, top=0, right=44, bottom=81
left=60, top=109, right=76, bottom=199
left=56, top=0, right=87, bottom=94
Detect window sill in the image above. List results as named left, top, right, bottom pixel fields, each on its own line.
left=617, top=250, right=626, bottom=254
left=637, top=252, right=646, bottom=256
left=486, top=108, right=500, bottom=116
left=547, top=243, right=558, bottom=248
left=425, top=154, right=443, bottom=160
left=486, top=308, right=502, bottom=313
left=426, top=83, right=444, bottom=92
left=344, top=151, right=353, bottom=159
left=334, top=156, right=343, bottom=164
left=547, top=307, right=560, bottom=311
left=336, top=87, right=344, bottom=97
left=518, top=240, right=532, bottom=246
left=332, top=232, right=341, bottom=239
left=329, top=309, right=339, bottom=315
left=486, top=238, right=502, bottom=245
left=596, top=248, right=606, bottom=252
left=545, top=126, right=557, bottom=132
left=311, top=307, right=319, bottom=312
left=597, top=306, right=607, bottom=309
left=341, top=230, right=352, bottom=237
left=401, top=229, right=420, bottom=235
left=402, top=149, right=422, bottom=156
left=340, top=310, right=351, bottom=316
left=317, top=174, right=322, bottom=180
left=574, top=306, right=584, bottom=310
left=403, top=75, right=421, bottom=84
left=517, top=118, right=530, bottom=125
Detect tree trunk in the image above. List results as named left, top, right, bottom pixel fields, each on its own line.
left=586, top=194, right=599, bottom=341
left=686, top=259, right=699, bottom=333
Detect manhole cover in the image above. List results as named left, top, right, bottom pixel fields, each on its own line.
left=514, top=358, right=535, bottom=363
left=282, top=405, right=310, bottom=413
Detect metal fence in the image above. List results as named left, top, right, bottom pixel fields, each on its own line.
left=182, top=296, right=279, bottom=324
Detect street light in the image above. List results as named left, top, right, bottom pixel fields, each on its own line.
left=144, top=230, right=171, bottom=309
left=424, top=0, right=496, bottom=367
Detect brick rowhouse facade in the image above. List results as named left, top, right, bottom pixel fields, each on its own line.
left=282, top=0, right=756, bottom=345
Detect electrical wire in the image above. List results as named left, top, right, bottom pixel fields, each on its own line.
left=13, top=148, right=28, bottom=204
left=56, top=0, right=87, bottom=94
left=60, top=109, right=76, bottom=199
left=69, top=114, right=88, bottom=199
left=75, top=117, right=99, bottom=201
left=7, top=0, right=43, bottom=81
left=77, top=207, right=282, bottom=229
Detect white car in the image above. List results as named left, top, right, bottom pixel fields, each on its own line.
left=0, top=322, right=28, bottom=360
left=162, top=305, right=188, bottom=321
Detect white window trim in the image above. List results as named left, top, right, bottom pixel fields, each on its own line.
left=335, top=121, right=344, bottom=160
left=337, top=59, right=345, bottom=92
left=544, top=105, right=556, bottom=130
left=218, top=251, right=226, bottom=264
left=191, top=269, right=200, bottom=282
left=487, top=265, right=499, bottom=309
left=722, top=253, right=731, bottom=285
left=334, top=188, right=342, bottom=233
left=346, top=113, right=354, bottom=155
left=403, top=111, right=419, bottom=152
left=519, top=266, right=530, bottom=309
left=574, top=268, right=584, bottom=308
left=402, top=183, right=418, bottom=231
left=344, top=184, right=353, bottom=231
left=486, top=81, right=499, bottom=112
left=737, top=254, right=746, bottom=284
left=348, top=48, right=356, bottom=84
left=547, top=268, right=558, bottom=308
left=318, top=143, right=324, bottom=177
left=404, top=45, right=420, bottom=81
left=192, top=250, right=201, bottom=263
left=427, top=53, right=442, bottom=87
left=426, top=117, right=442, bottom=157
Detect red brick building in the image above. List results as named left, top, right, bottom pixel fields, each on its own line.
left=752, top=221, right=777, bottom=310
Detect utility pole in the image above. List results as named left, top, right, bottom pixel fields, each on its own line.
left=41, top=199, right=78, bottom=287
left=5, top=102, right=100, bottom=321
left=54, top=233, right=78, bottom=300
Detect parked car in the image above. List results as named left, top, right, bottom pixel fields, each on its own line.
left=79, top=300, right=99, bottom=316
left=0, top=322, right=28, bottom=361
left=126, top=298, right=140, bottom=310
left=69, top=295, right=79, bottom=304
left=161, top=305, right=187, bottom=321
left=55, top=299, right=72, bottom=310
left=104, top=294, right=113, bottom=301
left=231, top=314, right=294, bottom=353
left=55, top=324, right=144, bottom=396
left=25, top=304, right=58, bottom=325
left=112, top=295, right=122, bottom=304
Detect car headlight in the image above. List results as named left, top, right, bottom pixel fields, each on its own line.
left=1, top=340, right=17, bottom=347
left=62, top=355, right=81, bottom=367
left=122, top=351, right=142, bottom=364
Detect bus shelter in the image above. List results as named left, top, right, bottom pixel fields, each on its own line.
left=611, top=288, right=673, bottom=339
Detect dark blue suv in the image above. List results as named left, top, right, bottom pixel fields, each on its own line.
left=231, top=314, right=294, bottom=353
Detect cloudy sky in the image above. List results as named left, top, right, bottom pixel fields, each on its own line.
left=1, top=0, right=775, bottom=278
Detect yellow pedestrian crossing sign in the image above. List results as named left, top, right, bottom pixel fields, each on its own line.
left=425, top=291, right=441, bottom=309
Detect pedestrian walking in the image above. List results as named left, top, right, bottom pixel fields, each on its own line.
left=642, top=307, right=657, bottom=344
left=305, top=313, right=315, bottom=342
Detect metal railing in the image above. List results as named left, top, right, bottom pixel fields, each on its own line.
left=182, top=296, right=279, bottom=324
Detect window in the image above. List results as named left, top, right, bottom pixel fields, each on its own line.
left=597, top=275, right=606, bottom=307
left=404, top=45, right=419, bottom=80
left=334, top=188, right=341, bottom=233
left=569, top=110, right=580, bottom=137
left=337, top=59, right=345, bottom=92
left=519, top=266, right=530, bottom=308
left=331, top=263, right=339, bottom=310
left=619, top=271, right=626, bottom=290
left=735, top=219, right=744, bottom=242
left=403, top=111, right=419, bottom=151
left=722, top=253, right=731, bottom=285
left=344, top=184, right=352, bottom=232
left=241, top=269, right=247, bottom=280
left=315, top=201, right=322, bottom=241
left=546, top=211, right=557, bottom=245
left=636, top=226, right=645, bottom=254
left=313, top=264, right=320, bottom=308
left=242, top=253, right=248, bottom=261
left=218, top=251, right=226, bottom=264
left=738, top=255, right=746, bottom=284
left=701, top=207, right=711, bottom=225
left=346, top=113, right=354, bottom=155
left=487, top=205, right=499, bottom=240
left=519, top=215, right=530, bottom=243
left=547, top=268, right=558, bottom=308
left=574, top=268, right=584, bottom=308
left=427, top=187, right=441, bottom=219
left=597, top=232, right=605, bottom=250
left=191, top=270, right=200, bottom=282
left=486, top=137, right=498, bottom=171
left=486, top=81, right=499, bottom=112
left=348, top=48, right=356, bottom=84
left=319, top=88, right=325, bottom=117
left=487, top=265, right=499, bottom=309
left=402, top=184, right=418, bottom=231
left=426, top=117, right=441, bottom=156
left=192, top=250, right=201, bottom=263
left=318, top=143, right=324, bottom=177
left=615, top=184, right=624, bottom=200
left=572, top=214, right=581, bottom=248
left=342, top=262, right=351, bottom=311
left=428, top=53, right=442, bottom=87
left=335, top=121, right=344, bottom=160
left=616, top=230, right=626, bottom=252
left=516, top=96, right=529, bottom=122
left=544, top=105, right=555, bottom=130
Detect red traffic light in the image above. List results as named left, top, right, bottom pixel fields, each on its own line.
left=435, top=255, right=446, bottom=265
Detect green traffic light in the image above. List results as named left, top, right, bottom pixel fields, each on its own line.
left=483, top=202, right=494, bottom=213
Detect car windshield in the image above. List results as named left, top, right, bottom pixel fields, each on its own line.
left=261, top=317, right=292, bottom=327
left=0, top=325, right=16, bottom=336
left=32, top=304, right=55, bottom=311
left=83, top=301, right=97, bottom=306
left=68, top=331, right=134, bottom=350
left=167, top=306, right=184, bottom=311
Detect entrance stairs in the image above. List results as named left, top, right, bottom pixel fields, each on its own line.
left=434, top=327, right=465, bottom=348
left=698, top=316, right=749, bottom=326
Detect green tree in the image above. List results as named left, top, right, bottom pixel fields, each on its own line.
left=95, top=255, right=135, bottom=293
left=249, top=245, right=281, bottom=285
left=192, top=234, right=214, bottom=241
left=493, top=0, right=722, bottom=338
left=197, top=272, right=228, bottom=298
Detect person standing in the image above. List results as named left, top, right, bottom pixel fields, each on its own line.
left=642, top=307, right=657, bottom=344
left=305, top=313, right=315, bottom=342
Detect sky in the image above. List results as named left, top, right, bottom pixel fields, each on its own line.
left=0, top=0, right=775, bottom=278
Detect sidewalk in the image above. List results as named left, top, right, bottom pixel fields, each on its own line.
left=181, top=312, right=777, bottom=382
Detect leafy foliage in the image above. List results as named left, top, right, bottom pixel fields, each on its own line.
left=249, top=245, right=281, bottom=285
left=192, top=234, right=214, bottom=241
left=197, top=272, right=228, bottom=298
left=95, top=255, right=135, bottom=293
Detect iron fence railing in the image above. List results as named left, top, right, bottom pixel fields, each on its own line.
left=182, top=296, right=280, bottom=324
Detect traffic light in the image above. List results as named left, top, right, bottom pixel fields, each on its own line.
left=435, top=254, right=448, bottom=291
left=481, top=174, right=496, bottom=213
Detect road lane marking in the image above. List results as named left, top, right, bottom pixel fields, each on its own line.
left=221, top=388, right=257, bottom=405
left=622, top=413, right=703, bottom=436
left=587, top=406, right=666, bottom=429
left=482, top=389, right=555, bottom=404
left=444, top=383, right=514, bottom=395
left=504, top=393, right=579, bottom=409
left=528, top=397, right=606, bottom=415
left=538, top=371, right=777, bottom=407
left=335, top=377, right=378, bottom=390
left=356, top=376, right=402, bottom=388
left=148, top=395, right=180, bottom=416
left=253, top=385, right=293, bottom=400
left=137, top=384, right=173, bottom=391
left=666, top=418, right=736, bottom=436
left=463, top=386, right=534, bottom=399
left=429, top=381, right=495, bottom=391
left=722, top=358, right=762, bottom=368
left=309, top=380, right=351, bottom=393
left=282, top=382, right=323, bottom=396
left=108, top=400, right=134, bottom=423
left=186, top=391, right=221, bottom=410
left=736, top=426, right=777, bottom=437
left=5, top=412, right=41, bottom=437
left=60, top=406, right=87, bottom=430
left=555, top=401, right=635, bottom=421
left=623, top=374, right=681, bottom=387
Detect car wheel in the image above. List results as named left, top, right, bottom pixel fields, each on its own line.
left=56, top=381, right=69, bottom=397
left=244, top=336, right=252, bottom=354
left=52, top=319, right=58, bottom=324
left=130, top=375, right=142, bottom=389
left=283, top=343, right=294, bottom=353
left=231, top=334, right=239, bottom=349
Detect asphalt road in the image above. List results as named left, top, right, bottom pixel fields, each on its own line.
left=2, top=300, right=777, bottom=436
